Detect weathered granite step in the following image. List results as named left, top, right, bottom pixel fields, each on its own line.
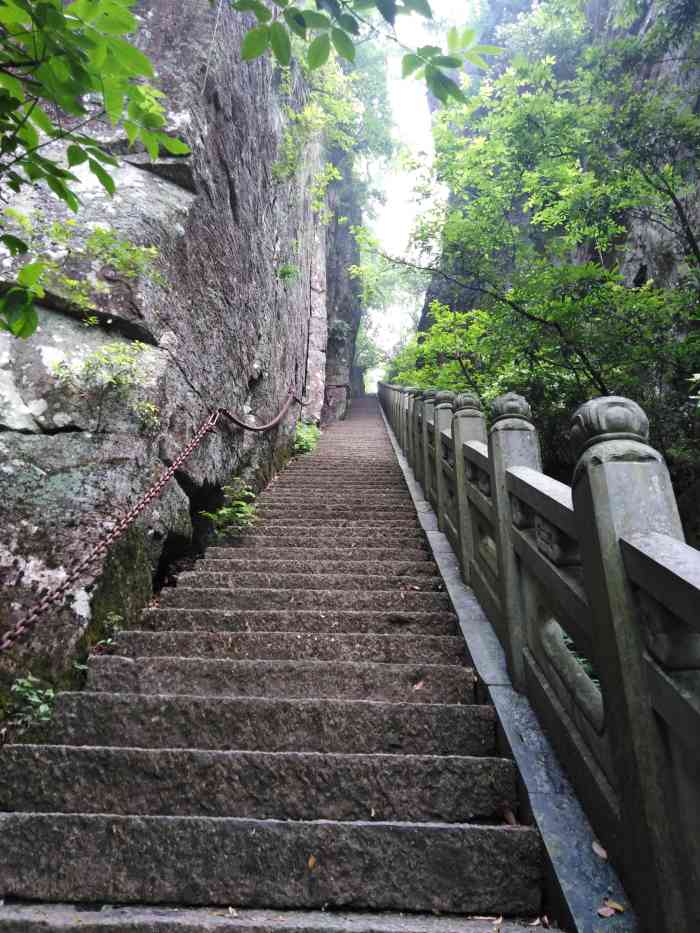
left=139, top=608, right=459, bottom=636
left=0, top=746, right=515, bottom=821
left=0, top=904, right=552, bottom=933
left=199, top=559, right=438, bottom=576
left=0, top=813, right=543, bottom=915
left=87, top=657, right=473, bottom=704
left=258, top=495, right=412, bottom=504
left=243, top=525, right=427, bottom=537
left=159, top=586, right=451, bottom=612
left=206, top=546, right=432, bottom=561
left=114, top=631, right=466, bottom=664
left=177, top=572, right=444, bottom=592
left=256, top=517, right=420, bottom=527
left=222, top=528, right=432, bottom=559
left=51, top=693, right=496, bottom=755
left=258, top=506, right=416, bottom=516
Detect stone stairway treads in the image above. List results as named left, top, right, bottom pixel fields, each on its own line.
left=0, top=396, right=547, bottom=930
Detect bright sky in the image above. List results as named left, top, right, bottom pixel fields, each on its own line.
left=366, top=1, right=482, bottom=363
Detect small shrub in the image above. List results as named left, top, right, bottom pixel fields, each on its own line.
left=200, top=479, right=257, bottom=539
left=133, top=399, right=161, bottom=435
left=9, top=675, right=55, bottom=733
left=294, top=421, right=321, bottom=455
left=277, top=262, right=299, bottom=283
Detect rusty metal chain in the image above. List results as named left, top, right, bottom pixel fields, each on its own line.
left=0, top=390, right=298, bottom=655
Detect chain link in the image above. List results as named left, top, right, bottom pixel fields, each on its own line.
left=1, top=390, right=298, bottom=655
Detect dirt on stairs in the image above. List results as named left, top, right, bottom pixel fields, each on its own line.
left=0, top=396, right=548, bottom=933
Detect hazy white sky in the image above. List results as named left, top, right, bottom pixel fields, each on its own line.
left=366, top=1, right=482, bottom=357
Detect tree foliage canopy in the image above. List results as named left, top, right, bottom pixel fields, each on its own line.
left=387, top=0, right=700, bottom=479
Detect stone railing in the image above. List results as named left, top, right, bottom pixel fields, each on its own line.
left=379, top=383, right=700, bottom=932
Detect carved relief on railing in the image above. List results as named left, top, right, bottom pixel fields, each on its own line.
left=505, top=464, right=614, bottom=804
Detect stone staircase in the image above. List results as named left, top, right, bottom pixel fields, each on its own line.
left=0, top=397, right=548, bottom=932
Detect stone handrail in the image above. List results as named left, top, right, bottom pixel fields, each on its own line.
left=379, top=382, right=699, bottom=932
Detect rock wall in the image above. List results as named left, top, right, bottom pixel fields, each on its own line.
left=0, top=0, right=331, bottom=697
left=322, top=149, right=364, bottom=423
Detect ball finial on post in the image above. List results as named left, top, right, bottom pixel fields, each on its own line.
left=570, top=396, right=649, bottom=458
left=491, top=392, right=533, bottom=424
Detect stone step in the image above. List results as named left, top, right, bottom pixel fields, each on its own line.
left=257, top=496, right=413, bottom=508
left=87, top=657, right=474, bottom=704
left=244, top=526, right=427, bottom=538
left=114, top=630, right=466, bottom=664
left=139, top=608, right=459, bottom=636
left=0, top=904, right=550, bottom=933
left=198, top=559, right=438, bottom=576
left=0, top=813, right=543, bottom=915
left=0, top=745, right=515, bottom=822
left=51, top=693, right=496, bottom=755
left=177, top=571, right=444, bottom=593
left=159, top=586, right=452, bottom=612
left=206, top=547, right=433, bottom=562
left=255, top=517, right=421, bottom=527
left=220, top=528, right=432, bottom=548
left=259, top=499, right=416, bottom=520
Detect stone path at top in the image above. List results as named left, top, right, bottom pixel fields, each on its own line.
left=0, top=396, right=548, bottom=933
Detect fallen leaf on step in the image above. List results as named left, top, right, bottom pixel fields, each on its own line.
left=413, top=680, right=425, bottom=691
left=605, top=899, right=625, bottom=913
left=527, top=920, right=540, bottom=927
left=228, top=908, right=238, bottom=917
left=597, top=906, right=616, bottom=918
left=307, top=855, right=317, bottom=870
left=502, top=807, right=517, bottom=826
left=592, top=840, right=608, bottom=860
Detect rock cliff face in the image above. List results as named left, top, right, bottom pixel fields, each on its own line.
left=0, top=1, right=353, bottom=697
left=322, top=150, right=364, bottom=423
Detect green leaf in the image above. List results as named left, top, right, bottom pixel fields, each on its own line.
left=402, top=53, right=422, bottom=77
left=67, top=144, right=88, bottom=166
left=107, top=38, right=155, bottom=77
left=337, top=13, right=360, bottom=34
left=307, top=33, right=330, bottom=69
left=10, top=303, right=38, bottom=339
left=0, top=234, right=28, bottom=256
left=461, top=27, right=476, bottom=48
left=376, top=0, right=397, bottom=24
left=89, top=159, right=116, bottom=195
left=157, top=133, right=191, bottom=155
left=472, top=43, right=502, bottom=55
left=17, top=262, right=46, bottom=289
left=241, top=25, right=271, bottom=60
left=432, top=55, right=461, bottom=68
left=270, top=21, right=292, bottom=65
left=301, top=10, right=331, bottom=29
left=233, top=0, right=272, bottom=22
left=140, top=129, right=159, bottom=160
left=425, top=65, right=465, bottom=104
left=331, top=28, right=355, bottom=62
left=464, top=50, right=488, bottom=69
left=402, top=0, right=432, bottom=16
left=283, top=7, right=307, bottom=37
left=45, top=177, right=80, bottom=212
left=447, top=25, right=459, bottom=53
left=417, top=45, right=441, bottom=58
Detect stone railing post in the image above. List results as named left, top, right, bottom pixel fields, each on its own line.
left=434, top=391, right=455, bottom=532
left=489, top=392, right=542, bottom=690
left=452, top=393, right=487, bottom=583
left=571, top=396, right=686, bottom=931
left=421, top=388, right=438, bottom=500
left=405, top=388, right=421, bottom=470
